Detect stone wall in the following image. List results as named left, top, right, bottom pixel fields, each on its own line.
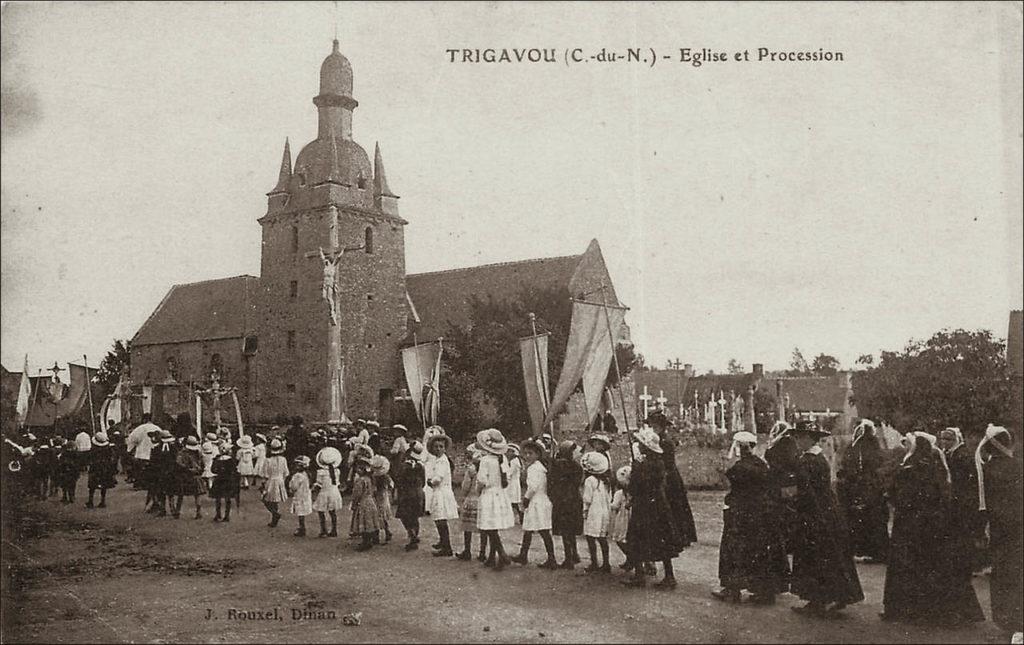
left=255, top=205, right=408, bottom=424
left=131, top=337, right=253, bottom=414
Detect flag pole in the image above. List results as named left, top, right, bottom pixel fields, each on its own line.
left=83, top=355, right=97, bottom=434
left=597, top=280, right=631, bottom=435
left=528, top=313, right=554, bottom=437
left=28, top=368, right=42, bottom=431
left=412, top=331, right=425, bottom=433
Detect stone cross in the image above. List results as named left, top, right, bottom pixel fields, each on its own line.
left=718, top=391, right=727, bottom=432
left=708, top=394, right=717, bottom=432
left=639, top=385, right=653, bottom=420
left=656, top=390, right=668, bottom=410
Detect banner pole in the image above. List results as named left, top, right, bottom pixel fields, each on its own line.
left=597, top=281, right=631, bottom=436
left=27, top=368, right=42, bottom=431
left=83, top=355, right=97, bottom=434
left=528, top=313, right=554, bottom=438
left=412, top=332, right=425, bottom=433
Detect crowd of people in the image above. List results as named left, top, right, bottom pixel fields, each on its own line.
left=5, top=413, right=1022, bottom=639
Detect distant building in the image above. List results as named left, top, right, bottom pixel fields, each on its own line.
left=635, top=363, right=858, bottom=435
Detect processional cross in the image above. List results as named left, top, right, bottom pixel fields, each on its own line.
left=194, top=369, right=236, bottom=428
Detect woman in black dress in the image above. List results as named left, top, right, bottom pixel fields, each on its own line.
left=882, top=432, right=983, bottom=625
left=713, top=431, right=790, bottom=604
left=623, top=427, right=684, bottom=589
left=837, top=421, right=890, bottom=563
left=548, top=440, right=583, bottom=569
left=86, top=433, right=118, bottom=509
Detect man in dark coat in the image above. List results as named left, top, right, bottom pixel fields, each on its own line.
left=765, top=423, right=800, bottom=557
left=837, top=422, right=890, bottom=563
left=790, top=423, right=864, bottom=617
left=623, top=427, right=684, bottom=589
left=882, top=432, right=983, bottom=625
left=978, top=425, right=1023, bottom=636
left=548, top=441, right=584, bottom=569
left=86, top=432, right=119, bottom=509
left=714, top=432, right=790, bottom=604
left=149, top=430, right=179, bottom=517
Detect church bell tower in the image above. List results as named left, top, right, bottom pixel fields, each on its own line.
left=255, top=40, right=409, bottom=423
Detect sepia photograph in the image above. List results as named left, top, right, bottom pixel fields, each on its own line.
left=1, top=2, right=1021, bottom=643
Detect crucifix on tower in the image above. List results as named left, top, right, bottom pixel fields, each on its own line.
left=303, top=205, right=363, bottom=423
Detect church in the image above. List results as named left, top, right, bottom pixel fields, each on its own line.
left=130, top=41, right=623, bottom=426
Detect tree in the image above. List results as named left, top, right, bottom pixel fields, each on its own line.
left=440, top=284, right=637, bottom=439
left=753, top=387, right=778, bottom=431
left=727, top=358, right=745, bottom=374
left=851, top=329, right=1011, bottom=436
left=96, top=339, right=131, bottom=393
left=788, top=347, right=811, bottom=376
left=811, top=353, right=840, bottom=376
left=856, top=354, right=874, bottom=366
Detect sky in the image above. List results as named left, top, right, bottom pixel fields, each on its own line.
left=2, top=2, right=1022, bottom=377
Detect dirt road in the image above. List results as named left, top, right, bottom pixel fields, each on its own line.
left=0, top=482, right=1007, bottom=644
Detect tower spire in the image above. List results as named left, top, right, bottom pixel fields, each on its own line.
left=373, top=142, right=396, bottom=198
left=269, top=138, right=292, bottom=194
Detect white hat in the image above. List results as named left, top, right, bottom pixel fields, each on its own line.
left=581, top=451, right=610, bottom=475
left=634, top=427, right=662, bottom=454
left=475, top=428, right=508, bottom=455
left=316, top=447, right=343, bottom=468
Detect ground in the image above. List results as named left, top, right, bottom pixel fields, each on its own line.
left=0, top=478, right=1008, bottom=644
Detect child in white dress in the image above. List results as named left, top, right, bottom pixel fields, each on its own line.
left=512, top=439, right=558, bottom=569
left=201, top=433, right=217, bottom=491
left=236, top=436, right=256, bottom=489
left=610, top=465, right=632, bottom=571
left=581, top=451, right=613, bottom=573
left=506, top=443, right=523, bottom=523
left=289, top=455, right=313, bottom=537
left=425, top=433, right=458, bottom=556
left=311, top=447, right=344, bottom=538
left=474, top=429, right=515, bottom=571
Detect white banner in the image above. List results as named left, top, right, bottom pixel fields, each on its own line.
left=543, top=300, right=626, bottom=428
left=402, top=340, right=443, bottom=424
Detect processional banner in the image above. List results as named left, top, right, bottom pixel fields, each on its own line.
left=519, top=333, right=551, bottom=435
left=542, top=300, right=626, bottom=428
left=402, top=340, right=443, bottom=425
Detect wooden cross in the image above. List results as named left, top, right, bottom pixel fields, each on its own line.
left=638, top=385, right=653, bottom=420
left=194, top=369, right=236, bottom=428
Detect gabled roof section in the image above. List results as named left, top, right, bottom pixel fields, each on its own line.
left=132, top=275, right=259, bottom=346
left=406, top=254, right=583, bottom=341
left=776, top=375, right=851, bottom=412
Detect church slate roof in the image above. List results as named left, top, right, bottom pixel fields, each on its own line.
left=405, top=254, right=583, bottom=341
left=132, top=275, right=258, bottom=346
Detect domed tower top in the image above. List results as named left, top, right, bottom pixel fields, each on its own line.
left=318, top=39, right=353, bottom=97
left=314, top=40, right=358, bottom=140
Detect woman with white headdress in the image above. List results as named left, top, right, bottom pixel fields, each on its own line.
left=976, top=425, right=1022, bottom=636
left=939, top=427, right=985, bottom=574
left=881, top=432, right=983, bottom=625
left=837, top=420, right=890, bottom=563
left=713, top=431, right=790, bottom=604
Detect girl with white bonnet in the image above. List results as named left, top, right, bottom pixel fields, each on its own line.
left=474, top=428, right=516, bottom=571
left=425, top=431, right=459, bottom=557
left=511, top=439, right=558, bottom=569
left=581, top=451, right=613, bottom=574
left=609, top=465, right=632, bottom=572
left=311, top=446, right=345, bottom=538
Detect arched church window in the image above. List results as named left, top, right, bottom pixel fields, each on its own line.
left=364, top=227, right=374, bottom=254
left=297, top=172, right=306, bottom=187
left=290, top=225, right=299, bottom=253
left=356, top=173, right=367, bottom=189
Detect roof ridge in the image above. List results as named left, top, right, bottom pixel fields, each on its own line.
left=407, top=254, right=582, bottom=279
left=170, top=274, right=258, bottom=288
